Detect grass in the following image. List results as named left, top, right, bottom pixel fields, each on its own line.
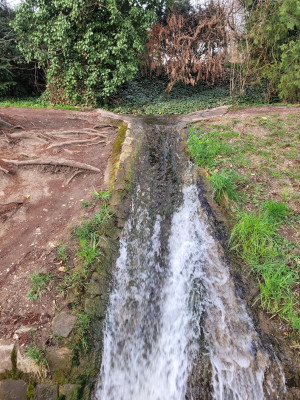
left=187, top=111, right=300, bottom=331
left=57, top=244, right=68, bottom=262
left=26, top=346, right=48, bottom=372
left=93, top=190, right=111, bottom=201
left=209, top=169, right=239, bottom=204
left=0, top=96, right=78, bottom=110
left=27, top=272, right=52, bottom=300
left=72, top=312, right=91, bottom=353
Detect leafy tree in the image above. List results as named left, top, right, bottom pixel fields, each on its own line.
left=242, top=0, right=300, bottom=102
left=13, top=0, right=163, bottom=105
left=0, top=0, right=17, bottom=94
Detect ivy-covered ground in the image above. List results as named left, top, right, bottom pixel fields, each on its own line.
left=0, top=76, right=275, bottom=115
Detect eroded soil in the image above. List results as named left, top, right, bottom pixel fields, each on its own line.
left=0, top=107, right=117, bottom=340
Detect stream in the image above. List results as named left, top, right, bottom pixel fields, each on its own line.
left=95, top=118, right=286, bottom=400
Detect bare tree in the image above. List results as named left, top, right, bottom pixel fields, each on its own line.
left=147, top=1, right=230, bottom=98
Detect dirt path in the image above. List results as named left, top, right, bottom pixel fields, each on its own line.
left=0, top=107, right=117, bottom=339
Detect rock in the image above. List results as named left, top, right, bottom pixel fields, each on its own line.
left=17, top=347, right=40, bottom=375
left=52, top=312, right=77, bottom=338
left=61, top=384, right=81, bottom=399
left=84, top=297, right=106, bottom=318
left=0, top=339, right=14, bottom=373
left=46, top=347, right=73, bottom=372
left=0, top=379, right=27, bottom=400
left=34, top=383, right=58, bottom=400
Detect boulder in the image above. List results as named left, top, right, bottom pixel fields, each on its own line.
left=0, top=379, right=27, bottom=400
left=34, top=383, right=58, bottom=400
left=46, top=347, right=73, bottom=372
left=0, top=339, right=14, bottom=373
left=52, top=312, right=77, bottom=338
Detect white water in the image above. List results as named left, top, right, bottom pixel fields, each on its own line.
left=96, top=183, right=285, bottom=400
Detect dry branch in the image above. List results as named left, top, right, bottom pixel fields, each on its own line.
left=2, top=158, right=101, bottom=173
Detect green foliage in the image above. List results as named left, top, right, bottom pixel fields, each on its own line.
left=27, top=272, right=52, bottom=300
left=0, top=96, right=77, bottom=109
left=187, top=127, right=232, bottom=168
left=260, top=200, right=290, bottom=223
left=77, top=237, right=99, bottom=267
left=230, top=212, right=276, bottom=263
left=245, top=0, right=300, bottom=102
left=93, top=190, right=111, bottom=202
left=209, top=169, right=239, bottom=204
left=57, top=244, right=68, bottom=261
left=13, top=0, right=162, bottom=105
left=72, top=312, right=91, bottom=353
left=74, top=205, right=113, bottom=241
left=104, top=75, right=266, bottom=114
left=26, top=346, right=48, bottom=369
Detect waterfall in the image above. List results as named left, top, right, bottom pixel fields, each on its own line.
left=95, top=122, right=286, bottom=400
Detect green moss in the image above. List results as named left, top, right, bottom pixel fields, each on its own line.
left=110, top=123, right=127, bottom=189
left=26, top=379, right=36, bottom=400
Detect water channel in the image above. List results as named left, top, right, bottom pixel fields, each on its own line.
left=95, top=117, right=286, bottom=400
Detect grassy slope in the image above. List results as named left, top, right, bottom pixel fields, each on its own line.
left=187, top=111, right=300, bottom=334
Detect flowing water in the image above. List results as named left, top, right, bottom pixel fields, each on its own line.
left=95, top=118, right=286, bottom=400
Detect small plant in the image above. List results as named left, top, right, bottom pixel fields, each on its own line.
left=72, top=312, right=91, bottom=352
left=81, top=201, right=93, bottom=208
left=230, top=212, right=276, bottom=263
left=77, top=237, right=100, bottom=266
left=209, top=169, right=239, bottom=204
left=26, top=346, right=48, bottom=375
left=261, top=200, right=290, bottom=223
left=187, top=128, right=232, bottom=168
left=93, top=190, right=111, bottom=201
left=27, top=272, right=52, bottom=300
left=74, top=204, right=113, bottom=241
left=57, top=244, right=68, bottom=261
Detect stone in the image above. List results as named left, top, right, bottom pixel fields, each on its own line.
left=17, top=347, right=40, bottom=375
left=0, top=379, right=27, bottom=400
left=61, top=384, right=81, bottom=399
left=34, top=383, right=58, bottom=400
left=84, top=297, right=106, bottom=318
left=52, top=312, right=77, bottom=338
left=0, top=339, right=14, bottom=373
left=46, top=347, right=73, bottom=372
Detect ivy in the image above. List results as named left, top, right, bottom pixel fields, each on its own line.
left=13, top=0, right=163, bottom=105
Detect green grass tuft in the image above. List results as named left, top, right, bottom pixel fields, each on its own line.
left=260, top=200, right=290, bottom=223
left=209, top=169, right=239, bottom=204
left=27, top=272, right=52, bottom=300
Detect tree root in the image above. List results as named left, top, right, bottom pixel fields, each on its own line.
left=47, top=137, right=103, bottom=150
left=66, top=170, right=83, bottom=185
left=2, top=158, right=101, bottom=173
left=8, top=132, right=48, bottom=142
left=0, top=165, right=9, bottom=174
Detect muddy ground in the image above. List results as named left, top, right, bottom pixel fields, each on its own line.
left=0, top=107, right=117, bottom=341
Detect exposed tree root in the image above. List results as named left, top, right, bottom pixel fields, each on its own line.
left=8, top=132, right=48, bottom=143
left=2, top=158, right=101, bottom=173
left=80, top=139, right=106, bottom=147
left=66, top=170, right=83, bottom=185
left=0, top=166, right=9, bottom=174
left=47, top=137, right=101, bottom=150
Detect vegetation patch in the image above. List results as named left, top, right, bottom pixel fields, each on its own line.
left=187, top=111, right=300, bottom=332
left=27, top=272, right=52, bottom=300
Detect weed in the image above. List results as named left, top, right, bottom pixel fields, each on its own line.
left=27, top=272, right=52, bottom=300
left=81, top=201, right=93, bottom=208
left=74, top=204, right=112, bottom=241
left=93, top=190, right=111, bottom=201
left=57, top=244, right=68, bottom=261
left=261, top=200, right=290, bottom=223
left=77, top=237, right=100, bottom=266
left=209, top=169, right=239, bottom=204
left=188, top=128, right=232, bottom=168
left=72, top=313, right=91, bottom=353
left=230, top=212, right=276, bottom=263
left=58, top=266, right=89, bottom=296
left=26, top=346, right=48, bottom=373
